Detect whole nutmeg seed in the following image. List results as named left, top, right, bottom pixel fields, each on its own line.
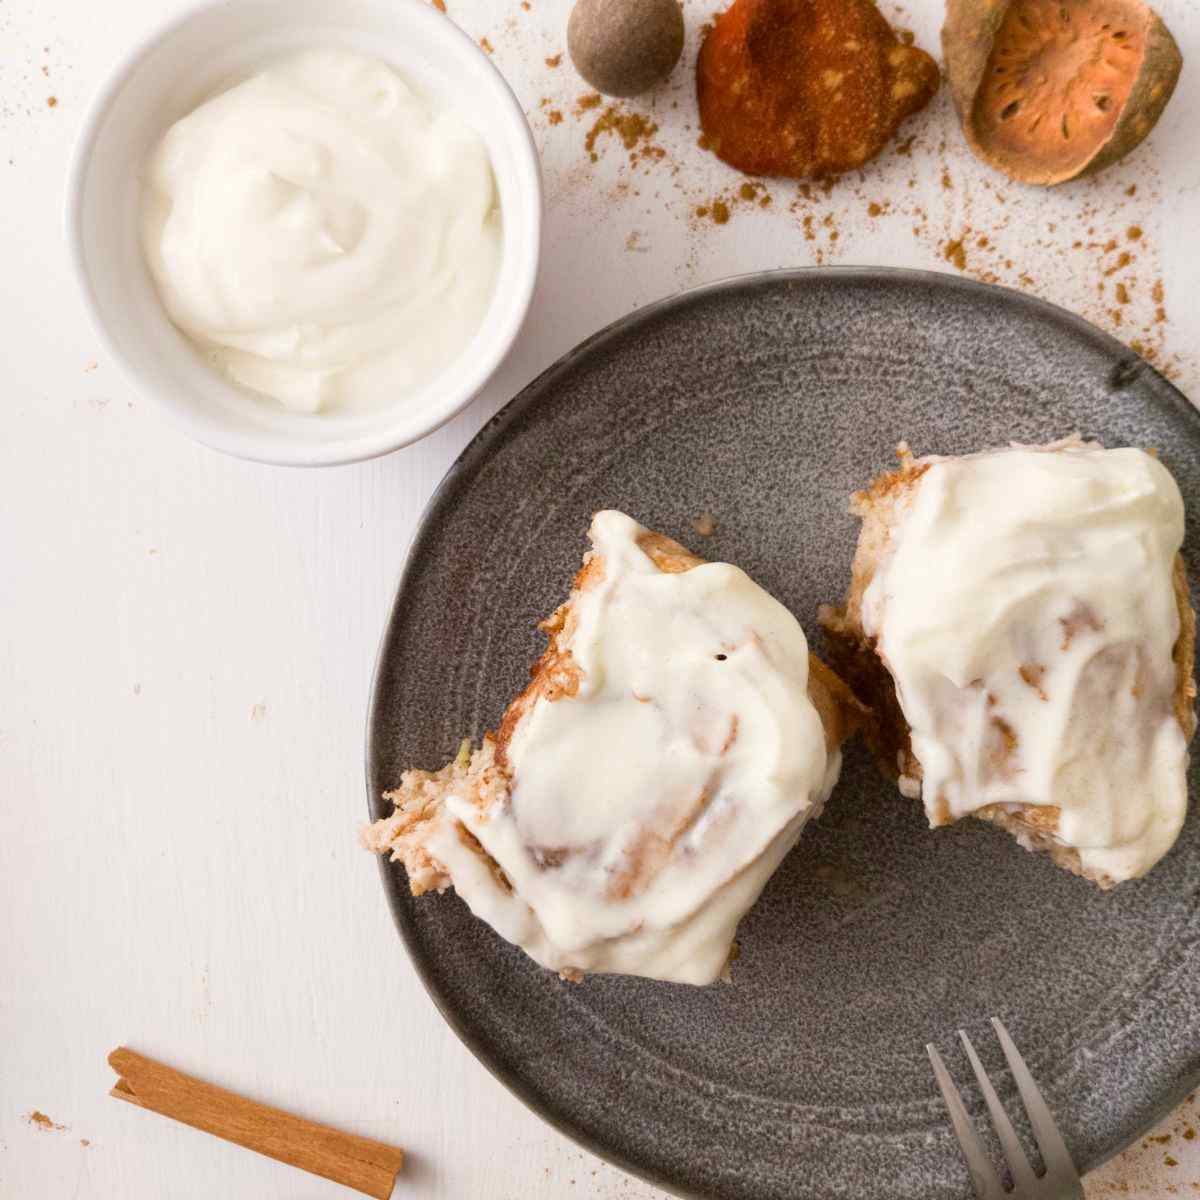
left=567, top=0, right=684, bottom=98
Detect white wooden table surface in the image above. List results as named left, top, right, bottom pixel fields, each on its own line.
left=3, top=0, right=1200, bottom=1196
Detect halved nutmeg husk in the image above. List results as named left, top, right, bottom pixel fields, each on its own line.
left=943, top=0, right=1182, bottom=185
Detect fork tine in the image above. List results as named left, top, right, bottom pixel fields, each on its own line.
left=927, top=1043, right=1004, bottom=1200
left=991, top=1018, right=1079, bottom=1179
left=959, top=1030, right=1038, bottom=1189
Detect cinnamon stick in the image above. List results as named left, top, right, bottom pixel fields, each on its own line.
left=107, top=1048, right=403, bottom=1199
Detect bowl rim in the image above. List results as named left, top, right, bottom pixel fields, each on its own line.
left=64, top=0, right=543, bottom=468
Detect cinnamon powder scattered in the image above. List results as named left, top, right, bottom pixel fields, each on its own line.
left=943, top=238, right=967, bottom=271
left=546, top=54, right=562, bottom=68
left=584, top=107, right=660, bottom=163
left=693, top=180, right=772, bottom=226
left=1104, top=251, right=1133, bottom=277
left=27, top=1111, right=66, bottom=1132
left=479, top=36, right=494, bottom=53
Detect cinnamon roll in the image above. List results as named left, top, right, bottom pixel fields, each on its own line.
left=364, top=510, right=860, bottom=984
left=821, top=437, right=1196, bottom=886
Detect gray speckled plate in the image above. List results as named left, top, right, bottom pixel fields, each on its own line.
left=367, top=268, right=1200, bottom=1200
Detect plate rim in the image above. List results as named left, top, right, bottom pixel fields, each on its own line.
left=364, top=265, right=1199, bottom=1199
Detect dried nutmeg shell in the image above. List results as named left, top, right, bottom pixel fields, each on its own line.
left=943, top=0, right=1183, bottom=185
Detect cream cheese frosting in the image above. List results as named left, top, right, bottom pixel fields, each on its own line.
left=141, top=49, right=501, bottom=415
left=417, top=511, right=839, bottom=984
left=861, top=441, right=1190, bottom=883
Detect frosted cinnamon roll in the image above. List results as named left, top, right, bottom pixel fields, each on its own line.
left=364, top=511, right=860, bottom=984
left=821, top=438, right=1196, bottom=886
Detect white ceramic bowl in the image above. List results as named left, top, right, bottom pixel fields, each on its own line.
left=67, top=0, right=541, bottom=466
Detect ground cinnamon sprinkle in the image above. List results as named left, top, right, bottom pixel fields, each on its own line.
left=692, top=179, right=774, bottom=226
left=546, top=54, right=561, bottom=68
left=1127, top=225, right=1143, bottom=241
left=576, top=92, right=602, bottom=113
left=26, top=1111, right=66, bottom=1131
left=1105, top=251, right=1134, bottom=277
left=479, top=36, right=493, bottom=53
left=943, top=238, right=968, bottom=271
left=584, top=107, right=658, bottom=162
left=547, top=110, right=563, bottom=125
left=430, top=0, right=446, bottom=10
left=693, top=200, right=729, bottom=224
left=868, top=201, right=883, bottom=216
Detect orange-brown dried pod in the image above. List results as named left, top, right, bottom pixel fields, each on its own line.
left=943, top=0, right=1183, bottom=185
left=696, top=0, right=940, bottom=179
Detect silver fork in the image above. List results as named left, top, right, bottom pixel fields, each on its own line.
left=927, top=1017, right=1084, bottom=1200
